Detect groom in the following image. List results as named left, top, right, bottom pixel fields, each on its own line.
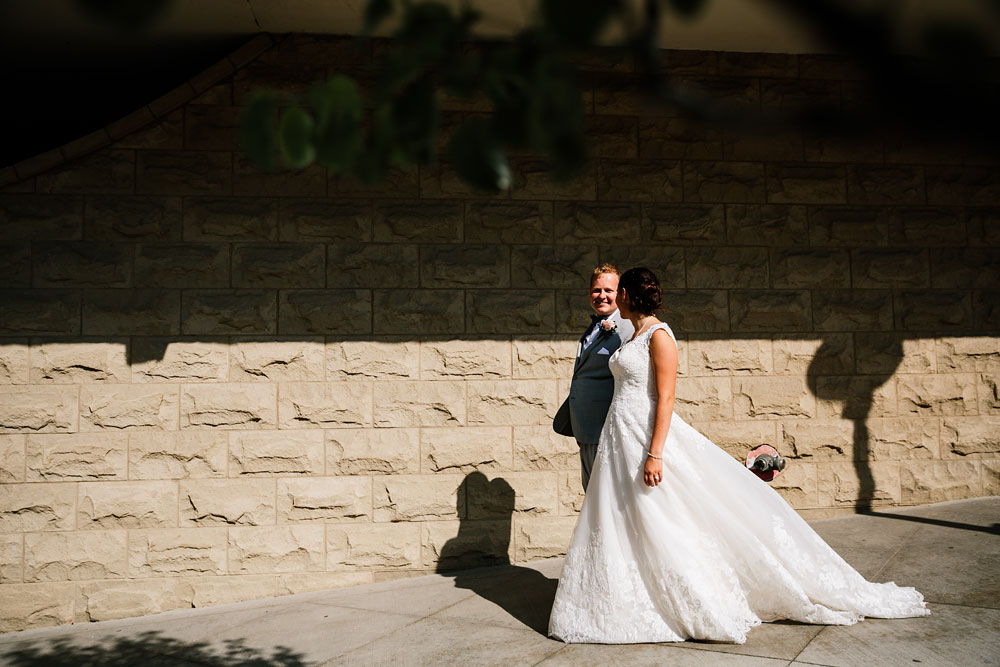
left=553, top=264, right=634, bottom=491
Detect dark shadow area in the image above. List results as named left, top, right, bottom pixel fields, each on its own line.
left=0, top=632, right=307, bottom=667
left=435, top=472, right=559, bottom=635
left=858, top=511, right=1000, bottom=536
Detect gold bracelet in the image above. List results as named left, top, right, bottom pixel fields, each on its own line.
left=647, top=452, right=661, bottom=460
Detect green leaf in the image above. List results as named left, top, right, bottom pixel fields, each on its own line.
left=362, top=0, right=394, bottom=35
left=278, top=107, right=316, bottom=170
left=391, top=76, right=439, bottom=164
left=448, top=118, right=511, bottom=192
left=239, top=93, right=279, bottom=172
left=309, top=76, right=364, bottom=172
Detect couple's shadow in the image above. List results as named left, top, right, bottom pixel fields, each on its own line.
left=434, top=472, right=559, bottom=635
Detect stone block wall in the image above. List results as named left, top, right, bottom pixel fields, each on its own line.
left=1, top=35, right=998, bottom=631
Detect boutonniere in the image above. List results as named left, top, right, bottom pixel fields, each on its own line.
left=599, top=318, right=617, bottom=335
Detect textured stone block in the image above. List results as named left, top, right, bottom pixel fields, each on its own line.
left=586, top=115, right=638, bottom=158
left=229, top=525, right=324, bottom=573
left=638, top=117, right=722, bottom=160
left=769, top=463, right=819, bottom=509
left=26, top=433, right=127, bottom=480
left=726, top=204, right=808, bottom=246
left=328, top=244, right=419, bottom=288
left=374, top=475, right=463, bottom=522
left=981, top=374, right=1000, bottom=415
left=132, top=339, right=228, bottom=382
left=692, top=420, right=777, bottom=460
left=277, top=571, right=372, bottom=596
left=510, top=158, right=597, bottom=200
left=901, top=461, right=981, bottom=504
left=683, top=161, right=765, bottom=203
left=468, top=380, right=557, bottom=426
left=0, top=386, right=78, bottom=433
left=513, top=426, right=578, bottom=471
left=852, top=249, right=929, bottom=288
left=184, top=105, right=240, bottom=150
left=766, top=164, right=846, bottom=204
left=179, top=479, right=275, bottom=526
left=0, top=483, right=75, bottom=532
left=327, top=338, right=419, bottom=379
left=890, top=207, right=965, bottom=246
left=558, top=471, right=586, bottom=514
left=894, top=290, right=972, bottom=331
left=854, top=334, right=935, bottom=375
left=896, top=374, right=979, bottom=416
left=686, top=247, right=768, bottom=288
left=734, top=377, right=816, bottom=419
left=374, top=381, right=464, bottom=427
left=25, top=531, right=126, bottom=581
left=332, top=166, right=419, bottom=198
left=327, top=428, right=420, bottom=475
left=599, top=246, right=685, bottom=288
left=232, top=243, right=325, bottom=288
left=465, top=201, right=553, bottom=244
left=812, top=290, right=892, bottom=331
left=817, top=461, right=901, bottom=506
left=79, top=481, right=177, bottom=529
left=926, top=165, right=1000, bottom=205
left=554, top=290, right=595, bottom=335
left=514, top=516, right=577, bottom=561
left=814, top=375, right=898, bottom=419
left=511, top=246, right=597, bottom=289
left=137, top=150, right=231, bottom=195
left=967, top=208, right=1000, bottom=246
left=0, top=434, right=25, bottom=482
left=230, top=430, right=324, bottom=476
left=772, top=334, right=853, bottom=376
left=129, top=432, right=227, bottom=479
left=779, top=419, right=855, bottom=461
left=809, top=206, right=889, bottom=246
left=847, top=166, right=925, bottom=205
left=128, top=528, right=227, bottom=576
left=30, top=339, right=128, bottom=384
left=373, top=289, right=463, bottom=334
left=936, top=337, right=1000, bottom=373
left=421, top=426, right=512, bottom=473
left=673, top=376, right=733, bottom=421
left=421, top=339, right=511, bottom=378
left=770, top=248, right=850, bottom=288
left=0, top=289, right=80, bottom=335
left=0, top=242, right=30, bottom=287
left=33, top=242, right=132, bottom=287
left=38, top=150, right=134, bottom=194
left=986, top=461, right=1000, bottom=496
left=0, top=340, right=27, bottom=384
left=641, top=204, right=725, bottom=244
left=0, top=582, right=74, bottom=631
left=327, top=523, right=421, bottom=569
left=115, top=109, right=183, bottom=150
left=373, top=200, right=462, bottom=243
left=83, top=289, right=180, bottom=335
left=279, top=289, right=371, bottom=335
left=279, top=382, right=371, bottom=428
left=182, top=290, right=276, bottom=335
left=279, top=198, right=371, bottom=242
left=277, top=477, right=372, bottom=523
left=597, top=160, right=683, bottom=202
left=0, top=533, right=21, bottom=583
left=658, top=289, right=729, bottom=333
left=76, top=578, right=194, bottom=623
left=974, top=290, right=1000, bottom=331
left=81, top=385, right=178, bottom=431
left=466, top=290, right=554, bottom=335
left=0, top=194, right=82, bottom=241
left=686, top=336, right=772, bottom=376
left=420, top=244, right=509, bottom=288
left=866, top=418, right=940, bottom=460
left=181, top=383, right=277, bottom=429
left=467, top=471, right=558, bottom=518
left=231, top=337, right=324, bottom=382
left=183, top=196, right=278, bottom=241
left=554, top=202, right=640, bottom=242
left=931, top=248, right=1000, bottom=290
left=134, top=243, right=230, bottom=288
left=421, top=519, right=513, bottom=569
left=730, top=290, right=811, bottom=332
left=513, top=338, right=576, bottom=379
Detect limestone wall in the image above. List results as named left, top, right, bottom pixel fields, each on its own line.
left=1, top=35, right=998, bottom=632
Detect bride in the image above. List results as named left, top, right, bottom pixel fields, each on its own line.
left=548, top=267, right=929, bottom=644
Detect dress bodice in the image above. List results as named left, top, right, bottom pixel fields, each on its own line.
left=608, top=322, right=675, bottom=403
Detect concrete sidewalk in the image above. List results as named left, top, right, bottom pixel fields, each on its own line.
left=1, top=497, right=997, bottom=667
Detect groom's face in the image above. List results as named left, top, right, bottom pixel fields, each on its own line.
left=590, top=273, right=619, bottom=317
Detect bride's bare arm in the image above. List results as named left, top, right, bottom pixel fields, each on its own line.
left=643, top=328, right=678, bottom=487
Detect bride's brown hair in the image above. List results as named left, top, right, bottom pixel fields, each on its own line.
left=619, top=267, right=662, bottom=315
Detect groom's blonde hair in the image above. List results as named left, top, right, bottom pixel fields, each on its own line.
left=590, top=263, right=621, bottom=286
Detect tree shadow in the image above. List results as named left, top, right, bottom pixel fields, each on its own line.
left=434, top=471, right=559, bottom=635
left=0, top=632, right=307, bottom=667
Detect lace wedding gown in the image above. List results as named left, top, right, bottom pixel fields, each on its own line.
left=548, top=322, right=929, bottom=644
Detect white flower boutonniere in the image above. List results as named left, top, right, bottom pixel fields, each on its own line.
left=599, top=318, right=618, bottom=334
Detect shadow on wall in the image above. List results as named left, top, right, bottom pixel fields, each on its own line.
left=0, top=632, right=307, bottom=666
left=435, top=472, right=558, bottom=635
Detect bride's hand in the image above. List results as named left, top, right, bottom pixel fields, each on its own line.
left=643, top=456, right=662, bottom=487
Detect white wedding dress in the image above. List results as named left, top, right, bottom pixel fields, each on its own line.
left=548, top=322, right=929, bottom=644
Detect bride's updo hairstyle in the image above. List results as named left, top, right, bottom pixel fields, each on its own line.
left=619, top=267, right=662, bottom=315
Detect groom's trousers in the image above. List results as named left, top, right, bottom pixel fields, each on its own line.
left=578, top=441, right=598, bottom=491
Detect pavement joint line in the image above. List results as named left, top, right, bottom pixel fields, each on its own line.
left=530, top=643, right=570, bottom=665
left=667, top=636, right=814, bottom=663
left=870, top=520, right=926, bottom=581
left=788, top=624, right=830, bottom=664
left=923, top=600, right=1000, bottom=611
